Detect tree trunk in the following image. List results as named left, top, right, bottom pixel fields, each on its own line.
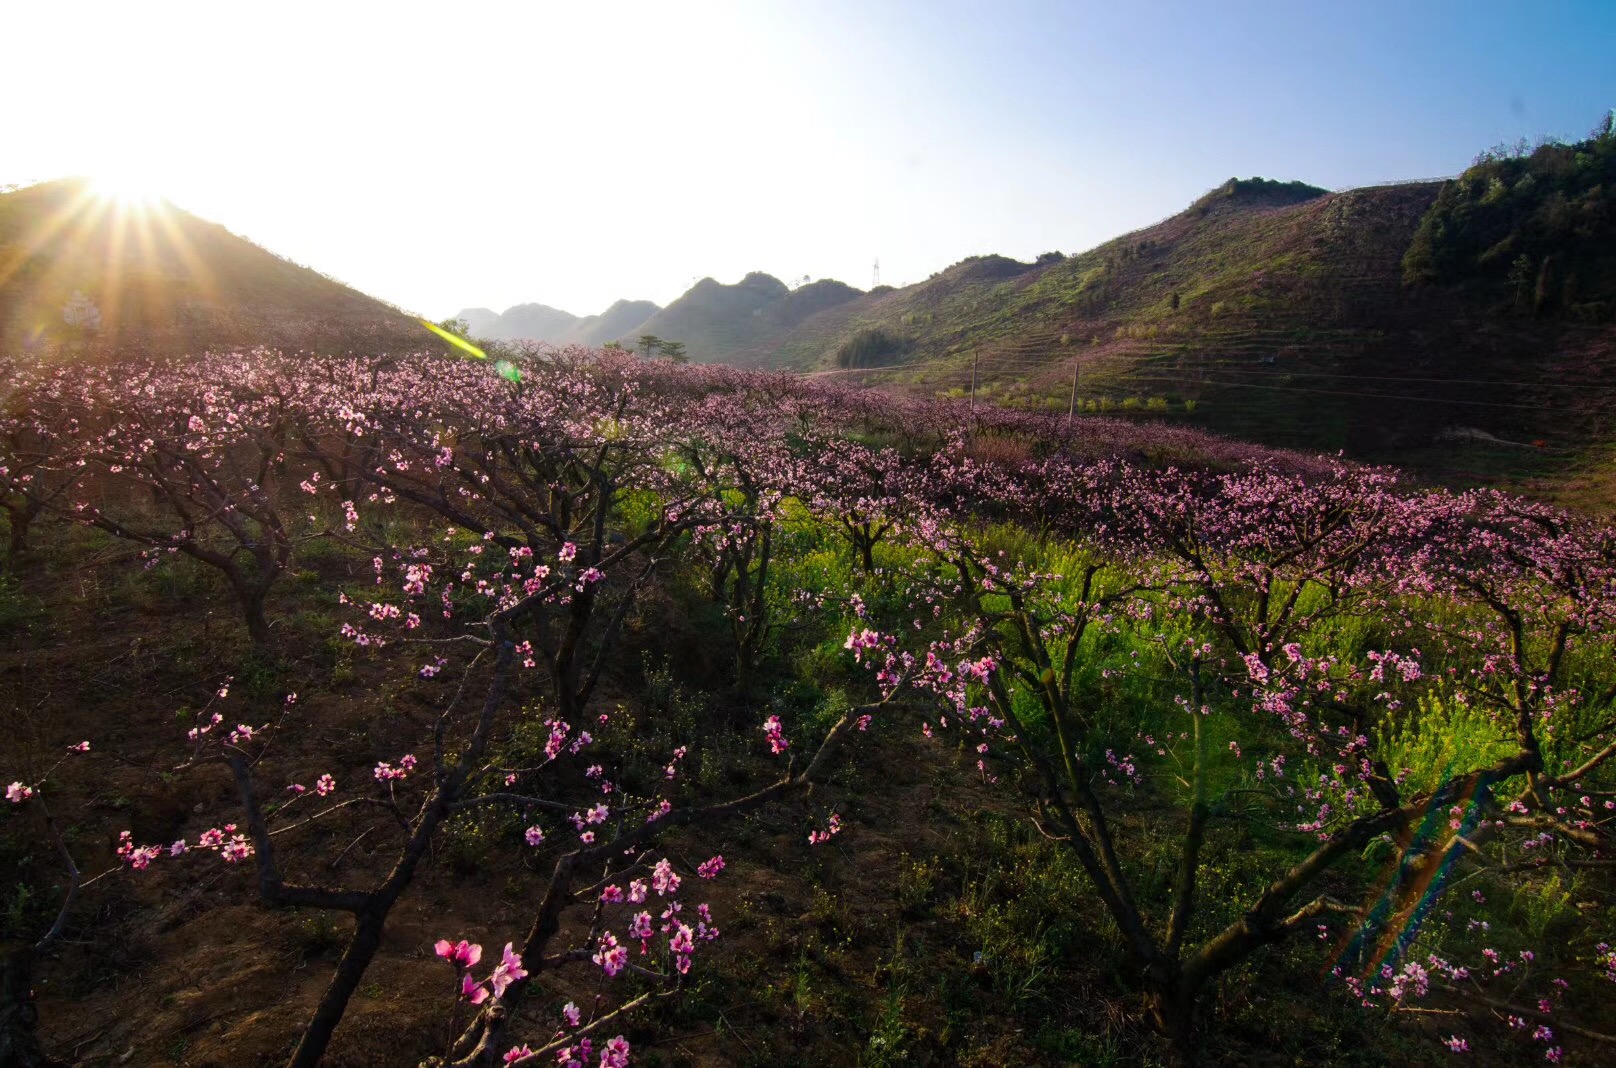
left=3, top=500, right=37, bottom=570
left=222, top=563, right=274, bottom=644
left=0, top=945, right=57, bottom=1068
left=239, top=584, right=271, bottom=645
left=286, top=909, right=386, bottom=1068
left=1144, top=974, right=1199, bottom=1067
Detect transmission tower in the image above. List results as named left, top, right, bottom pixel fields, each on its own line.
left=872, top=257, right=880, bottom=288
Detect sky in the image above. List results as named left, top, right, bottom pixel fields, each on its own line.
left=3, top=1, right=1613, bottom=319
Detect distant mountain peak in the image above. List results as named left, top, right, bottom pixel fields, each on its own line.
left=453, top=298, right=661, bottom=346
left=739, top=271, right=788, bottom=293
left=622, top=272, right=863, bottom=362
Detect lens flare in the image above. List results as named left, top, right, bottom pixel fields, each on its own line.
left=1324, top=764, right=1498, bottom=986
left=420, top=318, right=487, bottom=360
left=419, top=320, right=522, bottom=381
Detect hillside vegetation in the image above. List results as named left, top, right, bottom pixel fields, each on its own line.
left=715, top=170, right=1615, bottom=486
left=0, top=179, right=427, bottom=356
left=626, top=273, right=864, bottom=358
left=1404, top=117, right=1616, bottom=317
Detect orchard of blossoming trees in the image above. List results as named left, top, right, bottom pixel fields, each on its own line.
left=3, top=345, right=1616, bottom=1065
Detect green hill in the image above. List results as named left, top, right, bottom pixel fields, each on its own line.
left=572, top=298, right=661, bottom=346
left=624, top=272, right=864, bottom=359
left=709, top=148, right=1616, bottom=498
left=1403, top=120, right=1616, bottom=314
left=0, top=178, right=427, bottom=356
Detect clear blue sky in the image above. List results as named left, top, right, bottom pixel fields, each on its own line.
left=3, top=0, right=1612, bottom=318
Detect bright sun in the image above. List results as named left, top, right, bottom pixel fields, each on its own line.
left=88, top=171, right=167, bottom=209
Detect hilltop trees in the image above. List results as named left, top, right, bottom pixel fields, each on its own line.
left=1403, top=112, right=1616, bottom=319
left=1595, top=109, right=1616, bottom=142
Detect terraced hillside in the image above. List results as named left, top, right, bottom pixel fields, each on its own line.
left=719, top=171, right=1616, bottom=491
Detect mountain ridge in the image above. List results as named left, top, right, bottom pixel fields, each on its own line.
left=452, top=297, right=662, bottom=346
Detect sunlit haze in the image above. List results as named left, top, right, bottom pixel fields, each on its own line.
left=85, top=174, right=167, bottom=210
left=6, top=0, right=1612, bottom=319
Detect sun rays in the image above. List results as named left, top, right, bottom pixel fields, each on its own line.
left=0, top=177, right=216, bottom=350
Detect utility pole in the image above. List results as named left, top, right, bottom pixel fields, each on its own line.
left=1066, top=362, right=1079, bottom=431
left=969, top=351, right=978, bottom=426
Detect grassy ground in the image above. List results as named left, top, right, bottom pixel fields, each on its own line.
left=0, top=496, right=1599, bottom=1066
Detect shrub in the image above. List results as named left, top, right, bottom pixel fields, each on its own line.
left=836, top=328, right=912, bottom=369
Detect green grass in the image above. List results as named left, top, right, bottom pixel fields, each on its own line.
left=6, top=458, right=1614, bottom=1065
